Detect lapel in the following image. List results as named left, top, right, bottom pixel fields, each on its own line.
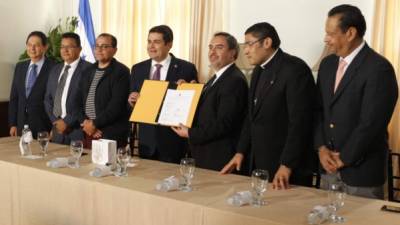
left=144, top=59, right=152, bottom=79
left=251, top=49, right=283, bottom=118
left=28, top=58, right=50, bottom=99
left=165, top=54, right=179, bottom=82
left=330, top=44, right=369, bottom=106
left=66, top=59, right=84, bottom=102
left=199, top=64, right=236, bottom=105
left=21, top=60, right=30, bottom=99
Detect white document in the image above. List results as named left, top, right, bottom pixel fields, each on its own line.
left=157, top=89, right=195, bottom=126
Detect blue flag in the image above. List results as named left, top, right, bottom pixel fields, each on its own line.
left=76, top=0, right=96, bottom=63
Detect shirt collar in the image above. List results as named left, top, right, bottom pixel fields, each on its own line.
left=214, top=62, right=234, bottom=79
left=29, top=56, right=45, bottom=69
left=151, top=54, right=171, bottom=68
left=260, top=48, right=279, bottom=69
left=64, top=58, right=80, bottom=71
left=340, top=41, right=365, bottom=66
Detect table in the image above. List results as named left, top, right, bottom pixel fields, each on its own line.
left=0, top=137, right=399, bottom=225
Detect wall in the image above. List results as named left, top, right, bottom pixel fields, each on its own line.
left=0, top=0, right=375, bottom=100
left=0, top=0, right=100, bottom=101
left=224, top=0, right=375, bottom=68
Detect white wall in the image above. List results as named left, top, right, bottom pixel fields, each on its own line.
left=0, top=0, right=375, bottom=100
left=0, top=0, right=101, bottom=100
left=224, top=0, right=375, bottom=68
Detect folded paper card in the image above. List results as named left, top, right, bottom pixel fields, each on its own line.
left=92, top=139, right=117, bottom=165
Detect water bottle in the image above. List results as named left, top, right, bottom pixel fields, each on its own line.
left=20, top=124, right=33, bottom=156
left=227, top=191, right=253, bottom=206
left=307, top=205, right=330, bottom=225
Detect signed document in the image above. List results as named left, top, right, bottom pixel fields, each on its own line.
left=158, top=89, right=195, bottom=126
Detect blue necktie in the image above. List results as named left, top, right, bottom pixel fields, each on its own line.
left=26, top=64, right=38, bottom=97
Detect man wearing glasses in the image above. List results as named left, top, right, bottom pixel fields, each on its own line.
left=221, top=22, right=317, bottom=190
left=128, top=25, right=197, bottom=164
left=76, top=33, right=130, bottom=148
left=44, top=32, right=92, bottom=144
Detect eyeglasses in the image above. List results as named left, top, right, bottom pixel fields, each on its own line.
left=243, top=37, right=266, bottom=47
left=60, top=46, right=79, bottom=50
left=95, top=44, right=113, bottom=50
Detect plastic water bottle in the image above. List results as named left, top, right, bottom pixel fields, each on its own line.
left=307, top=205, right=330, bottom=225
left=20, top=124, right=33, bottom=156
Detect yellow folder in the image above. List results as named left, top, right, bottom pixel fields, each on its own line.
left=130, top=80, right=203, bottom=127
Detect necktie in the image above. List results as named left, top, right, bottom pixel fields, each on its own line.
left=202, top=75, right=217, bottom=93
left=152, top=64, right=162, bottom=80
left=334, top=59, right=347, bottom=93
left=26, top=64, right=38, bottom=97
left=53, top=65, right=71, bottom=118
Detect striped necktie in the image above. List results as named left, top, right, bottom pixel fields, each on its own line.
left=53, top=65, right=71, bottom=118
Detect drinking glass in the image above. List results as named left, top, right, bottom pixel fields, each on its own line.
left=251, top=169, right=269, bottom=207
left=37, top=131, right=49, bottom=157
left=328, top=181, right=346, bottom=223
left=69, top=140, right=83, bottom=168
left=179, top=158, right=195, bottom=192
left=115, top=147, right=129, bottom=177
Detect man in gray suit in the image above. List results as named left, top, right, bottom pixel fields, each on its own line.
left=44, top=32, right=92, bottom=144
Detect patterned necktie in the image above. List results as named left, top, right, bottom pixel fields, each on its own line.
left=26, top=64, right=38, bottom=97
left=334, top=59, right=347, bottom=93
left=152, top=64, right=162, bottom=80
left=53, top=65, right=71, bottom=118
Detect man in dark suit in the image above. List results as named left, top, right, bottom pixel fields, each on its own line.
left=8, top=31, right=55, bottom=138
left=44, top=32, right=91, bottom=144
left=315, top=5, right=398, bottom=199
left=171, top=32, right=248, bottom=171
left=128, top=25, right=198, bottom=163
left=76, top=33, right=130, bottom=148
left=221, top=22, right=317, bottom=190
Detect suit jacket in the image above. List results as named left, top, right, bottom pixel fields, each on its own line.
left=314, top=44, right=398, bottom=187
left=8, top=58, right=55, bottom=137
left=44, top=59, right=92, bottom=144
left=237, top=49, right=317, bottom=181
left=131, top=54, right=198, bottom=163
left=188, top=64, right=248, bottom=171
left=77, top=58, right=130, bottom=145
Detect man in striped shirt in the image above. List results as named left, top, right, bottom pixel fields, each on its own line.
left=76, top=33, right=130, bottom=148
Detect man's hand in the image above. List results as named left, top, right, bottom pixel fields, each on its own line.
left=92, top=129, right=103, bottom=139
left=318, top=145, right=338, bottom=173
left=171, top=123, right=189, bottom=138
left=81, top=119, right=96, bottom=136
left=128, top=92, right=140, bottom=106
left=176, top=79, right=187, bottom=85
left=332, top=152, right=345, bottom=169
left=9, top=126, right=17, bottom=136
left=53, top=119, right=68, bottom=134
left=272, top=165, right=292, bottom=190
left=220, top=153, right=244, bottom=174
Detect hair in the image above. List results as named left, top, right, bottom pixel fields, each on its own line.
left=328, top=4, right=366, bottom=38
left=61, top=32, right=81, bottom=47
left=98, top=33, right=117, bottom=48
left=245, top=22, right=281, bottom=49
left=213, top=32, right=240, bottom=59
left=149, top=25, right=174, bottom=44
left=26, top=31, right=47, bottom=46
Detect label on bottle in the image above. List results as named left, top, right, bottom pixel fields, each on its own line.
left=23, top=131, right=33, bottom=143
